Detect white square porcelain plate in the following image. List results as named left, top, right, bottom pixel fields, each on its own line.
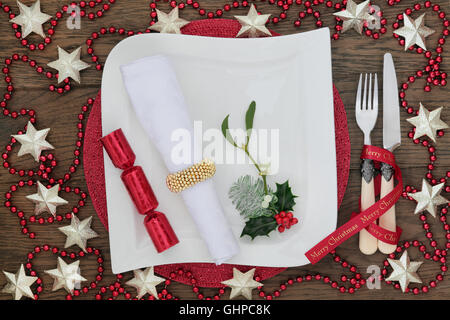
left=102, top=27, right=337, bottom=273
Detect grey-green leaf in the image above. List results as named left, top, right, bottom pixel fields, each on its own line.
left=229, top=175, right=273, bottom=219
left=221, top=115, right=238, bottom=147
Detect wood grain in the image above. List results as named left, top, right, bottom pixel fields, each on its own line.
left=0, top=0, right=449, bottom=300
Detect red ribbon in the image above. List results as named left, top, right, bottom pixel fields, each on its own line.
left=305, top=145, right=403, bottom=264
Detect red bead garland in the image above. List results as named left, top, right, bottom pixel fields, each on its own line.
left=0, top=0, right=448, bottom=300
left=22, top=245, right=104, bottom=300
left=0, top=0, right=116, bottom=50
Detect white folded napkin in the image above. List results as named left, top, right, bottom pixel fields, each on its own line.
left=120, top=55, right=240, bottom=264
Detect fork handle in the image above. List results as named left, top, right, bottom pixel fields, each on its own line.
left=359, top=177, right=378, bottom=255
left=378, top=175, right=396, bottom=254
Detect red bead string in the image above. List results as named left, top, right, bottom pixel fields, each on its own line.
left=4, top=180, right=88, bottom=239
left=22, top=245, right=104, bottom=300
left=0, top=0, right=117, bottom=50
left=0, top=0, right=448, bottom=299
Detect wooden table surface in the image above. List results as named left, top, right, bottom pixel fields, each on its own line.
left=0, top=0, right=449, bottom=300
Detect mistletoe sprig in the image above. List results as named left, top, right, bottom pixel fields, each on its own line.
left=221, top=101, right=298, bottom=239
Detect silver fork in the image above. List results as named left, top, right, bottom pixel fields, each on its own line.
left=355, top=73, right=379, bottom=255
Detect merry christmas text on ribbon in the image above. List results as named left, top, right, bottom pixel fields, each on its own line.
left=305, top=145, right=403, bottom=264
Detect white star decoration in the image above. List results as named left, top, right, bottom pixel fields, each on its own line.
left=2, top=264, right=37, bottom=300
left=12, top=121, right=54, bottom=162
left=408, top=179, right=449, bottom=218
left=235, top=4, right=272, bottom=38
left=59, top=214, right=98, bottom=252
left=333, top=0, right=373, bottom=34
left=394, top=13, right=435, bottom=50
left=9, top=0, right=51, bottom=38
left=125, top=267, right=165, bottom=299
left=149, top=7, right=189, bottom=34
left=221, top=268, right=263, bottom=300
left=26, top=181, right=68, bottom=216
left=406, top=103, right=448, bottom=143
left=45, top=257, right=87, bottom=294
left=47, top=46, right=90, bottom=84
left=385, top=250, right=423, bottom=292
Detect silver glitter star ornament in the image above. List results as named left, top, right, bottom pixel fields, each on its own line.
left=221, top=268, right=263, bottom=300
left=26, top=181, right=68, bottom=216
left=45, top=257, right=87, bottom=294
left=394, top=13, right=435, bottom=50
left=406, top=103, right=448, bottom=143
left=2, top=264, right=37, bottom=300
left=59, top=214, right=99, bottom=252
left=12, top=121, right=54, bottom=162
left=125, top=267, right=165, bottom=299
left=333, top=0, right=373, bottom=34
left=385, top=250, right=423, bottom=292
left=9, top=0, right=51, bottom=38
left=235, top=4, right=272, bottom=38
left=408, top=179, right=449, bottom=218
left=47, top=46, right=90, bottom=83
left=149, top=7, right=189, bottom=34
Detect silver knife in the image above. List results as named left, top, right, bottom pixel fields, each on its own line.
left=378, top=52, right=401, bottom=254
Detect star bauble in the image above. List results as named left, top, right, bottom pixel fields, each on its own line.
left=385, top=250, right=423, bottom=292
left=45, top=257, right=87, bottom=294
left=47, top=46, right=90, bottom=83
left=59, top=214, right=98, bottom=252
left=2, top=264, right=37, bottom=300
left=149, top=7, right=189, bottom=34
left=221, top=268, right=263, bottom=300
left=12, top=121, right=54, bottom=162
left=408, top=179, right=449, bottom=218
left=235, top=4, right=272, bottom=38
left=393, top=13, right=435, bottom=50
left=125, top=267, right=165, bottom=299
left=9, top=0, right=51, bottom=38
left=333, top=0, right=373, bottom=34
left=406, top=103, right=448, bottom=143
left=26, top=181, right=68, bottom=216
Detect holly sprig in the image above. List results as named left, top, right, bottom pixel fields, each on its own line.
left=221, top=102, right=298, bottom=239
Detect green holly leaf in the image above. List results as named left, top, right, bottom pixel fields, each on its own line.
left=241, top=216, right=278, bottom=240
left=274, top=180, right=297, bottom=212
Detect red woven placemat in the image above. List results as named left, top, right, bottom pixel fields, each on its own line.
left=83, top=19, right=351, bottom=287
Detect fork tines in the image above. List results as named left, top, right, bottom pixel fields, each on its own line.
left=356, top=73, right=378, bottom=111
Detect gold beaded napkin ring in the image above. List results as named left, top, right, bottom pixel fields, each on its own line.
left=166, top=159, right=216, bottom=193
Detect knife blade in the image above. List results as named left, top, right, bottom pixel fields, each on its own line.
left=379, top=52, right=400, bottom=254
left=383, top=53, right=401, bottom=151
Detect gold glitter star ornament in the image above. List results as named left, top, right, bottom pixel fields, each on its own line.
left=125, top=267, right=165, bottom=299
left=221, top=268, right=263, bottom=300
left=12, top=121, right=54, bottom=162
left=394, top=13, right=435, bottom=50
left=45, top=257, right=87, bottom=294
left=2, top=264, right=37, bottom=300
left=9, top=0, right=51, bottom=38
left=406, top=103, right=448, bottom=143
left=26, top=181, right=68, bottom=216
left=408, top=179, right=449, bottom=218
left=149, top=7, right=189, bottom=34
left=47, top=46, right=90, bottom=83
left=333, top=0, right=373, bottom=34
left=234, top=4, right=272, bottom=38
left=385, top=250, right=423, bottom=292
left=59, top=214, right=99, bottom=252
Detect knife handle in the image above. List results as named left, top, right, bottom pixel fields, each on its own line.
left=359, top=177, right=378, bottom=255
left=378, top=174, right=396, bottom=254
